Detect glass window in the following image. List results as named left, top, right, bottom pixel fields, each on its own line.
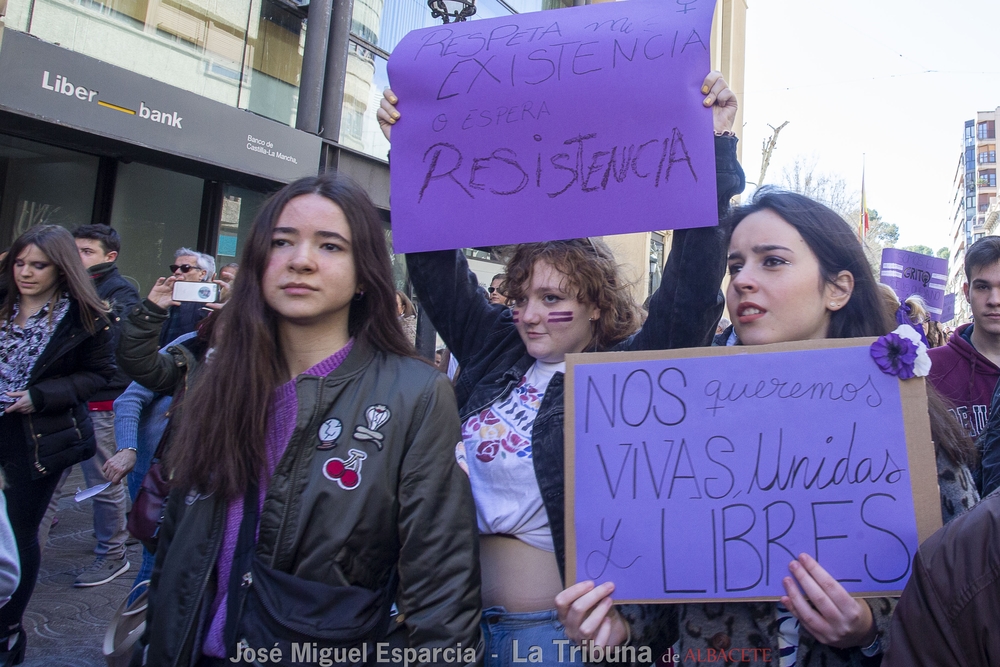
left=0, top=134, right=99, bottom=247
left=110, top=161, right=204, bottom=294
left=340, top=43, right=391, bottom=160
left=23, top=0, right=304, bottom=126
left=214, top=184, right=270, bottom=267
left=240, top=0, right=307, bottom=126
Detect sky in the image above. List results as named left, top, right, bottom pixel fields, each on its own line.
left=739, top=0, right=1000, bottom=250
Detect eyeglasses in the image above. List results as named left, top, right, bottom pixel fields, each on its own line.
left=488, top=287, right=499, bottom=294
left=170, top=264, right=197, bottom=273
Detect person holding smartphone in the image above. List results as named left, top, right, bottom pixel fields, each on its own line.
left=156, top=248, right=217, bottom=347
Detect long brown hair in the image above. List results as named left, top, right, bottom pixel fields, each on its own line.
left=502, top=238, right=641, bottom=351
left=0, top=225, right=109, bottom=333
left=169, top=174, right=415, bottom=498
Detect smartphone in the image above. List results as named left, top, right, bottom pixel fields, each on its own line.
left=172, top=281, right=220, bottom=303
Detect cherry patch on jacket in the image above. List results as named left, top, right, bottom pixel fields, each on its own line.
left=316, top=418, right=343, bottom=451
left=353, top=405, right=391, bottom=450
left=322, top=449, right=367, bottom=490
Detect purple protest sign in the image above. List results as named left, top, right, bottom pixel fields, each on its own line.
left=940, top=293, right=956, bottom=323
left=387, top=0, right=718, bottom=253
left=880, top=248, right=948, bottom=318
left=565, top=339, right=941, bottom=602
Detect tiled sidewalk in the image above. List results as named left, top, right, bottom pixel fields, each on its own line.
left=22, top=467, right=141, bottom=666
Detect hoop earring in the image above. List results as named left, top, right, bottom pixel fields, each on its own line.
left=353, top=291, right=365, bottom=301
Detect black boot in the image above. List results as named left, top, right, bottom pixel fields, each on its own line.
left=0, top=628, right=25, bottom=666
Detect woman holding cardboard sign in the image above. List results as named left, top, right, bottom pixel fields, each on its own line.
left=381, top=71, right=745, bottom=663
left=668, top=188, right=978, bottom=665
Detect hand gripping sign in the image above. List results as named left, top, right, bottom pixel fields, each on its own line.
left=564, top=338, right=941, bottom=602
left=387, top=0, right=719, bottom=252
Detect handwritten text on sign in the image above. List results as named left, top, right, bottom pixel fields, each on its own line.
left=566, top=342, right=940, bottom=602
left=880, top=248, right=948, bottom=320
left=387, top=0, right=718, bottom=253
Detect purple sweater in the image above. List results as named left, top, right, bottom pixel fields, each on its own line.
left=203, top=340, right=354, bottom=658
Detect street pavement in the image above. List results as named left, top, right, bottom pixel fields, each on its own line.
left=22, top=467, right=141, bottom=666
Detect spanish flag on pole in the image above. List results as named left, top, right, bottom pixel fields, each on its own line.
left=859, top=159, right=869, bottom=240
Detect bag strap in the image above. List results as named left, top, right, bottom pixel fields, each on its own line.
left=223, top=483, right=260, bottom=654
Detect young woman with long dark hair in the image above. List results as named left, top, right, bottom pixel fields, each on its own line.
left=676, top=188, right=979, bottom=666
left=0, top=225, right=115, bottom=665
left=135, top=174, right=481, bottom=666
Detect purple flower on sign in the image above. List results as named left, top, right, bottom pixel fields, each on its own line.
left=870, top=332, right=919, bottom=379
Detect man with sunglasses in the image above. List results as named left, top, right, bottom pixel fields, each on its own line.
left=157, top=248, right=216, bottom=347
left=170, top=249, right=210, bottom=283
left=488, top=273, right=508, bottom=306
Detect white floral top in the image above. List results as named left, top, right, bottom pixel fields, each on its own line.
left=460, top=360, right=562, bottom=551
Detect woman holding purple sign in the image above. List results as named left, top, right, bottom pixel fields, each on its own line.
left=683, top=188, right=979, bottom=666
left=381, top=71, right=745, bottom=664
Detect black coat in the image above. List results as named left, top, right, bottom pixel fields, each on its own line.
left=19, top=299, right=117, bottom=478
left=88, top=262, right=140, bottom=401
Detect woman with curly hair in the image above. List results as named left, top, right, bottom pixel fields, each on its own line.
left=394, top=72, right=746, bottom=664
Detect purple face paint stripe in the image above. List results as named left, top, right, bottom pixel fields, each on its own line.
left=548, top=311, right=574, bottom=316
left=512, top=310, right=520, bottom=323
left=548, top=316, right=574, bottom=322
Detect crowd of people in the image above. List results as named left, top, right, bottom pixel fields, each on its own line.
left=0, top=67, right=996, bottom=667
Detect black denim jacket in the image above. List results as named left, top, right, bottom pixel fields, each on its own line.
left=406, top=135, right=745, bottom=654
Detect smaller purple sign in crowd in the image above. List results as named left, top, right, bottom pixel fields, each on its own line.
left=941, top=293, right=956, bottom=323
left=880, top=248, right=948, bottom=320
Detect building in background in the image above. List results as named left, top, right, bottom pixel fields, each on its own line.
left=947, top=109, right=998, bottom=323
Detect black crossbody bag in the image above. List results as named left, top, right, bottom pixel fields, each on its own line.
left=223, top=484, right=400, bottom=666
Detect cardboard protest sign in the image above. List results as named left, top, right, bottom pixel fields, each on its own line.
left=387, top=0, right=718, bottom=253
left=880, top=248, right=948, bottom=319
left=565, top=339, right=941, bottom=603
left=940, top=293, right=956, bottom=323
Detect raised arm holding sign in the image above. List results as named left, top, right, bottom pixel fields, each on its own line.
left=562, top=190, right=979, bottom=665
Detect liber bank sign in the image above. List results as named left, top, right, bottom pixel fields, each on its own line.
left=0, top=28, right=321, bottom=183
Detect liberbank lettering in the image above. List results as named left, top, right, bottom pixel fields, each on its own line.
left=41, top=71, right=183, bottom=128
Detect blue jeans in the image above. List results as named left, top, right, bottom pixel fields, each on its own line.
left=481, top=607, right=583, bottom=667
left=128, top=548, right=154, bottom=606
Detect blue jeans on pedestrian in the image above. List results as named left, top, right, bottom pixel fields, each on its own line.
left=128, top=547, right=154, bottom=606
left=481, top=607, right=584, bottom=667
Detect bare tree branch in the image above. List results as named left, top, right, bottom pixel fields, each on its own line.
left=758, top=121, right=789, bottom=186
